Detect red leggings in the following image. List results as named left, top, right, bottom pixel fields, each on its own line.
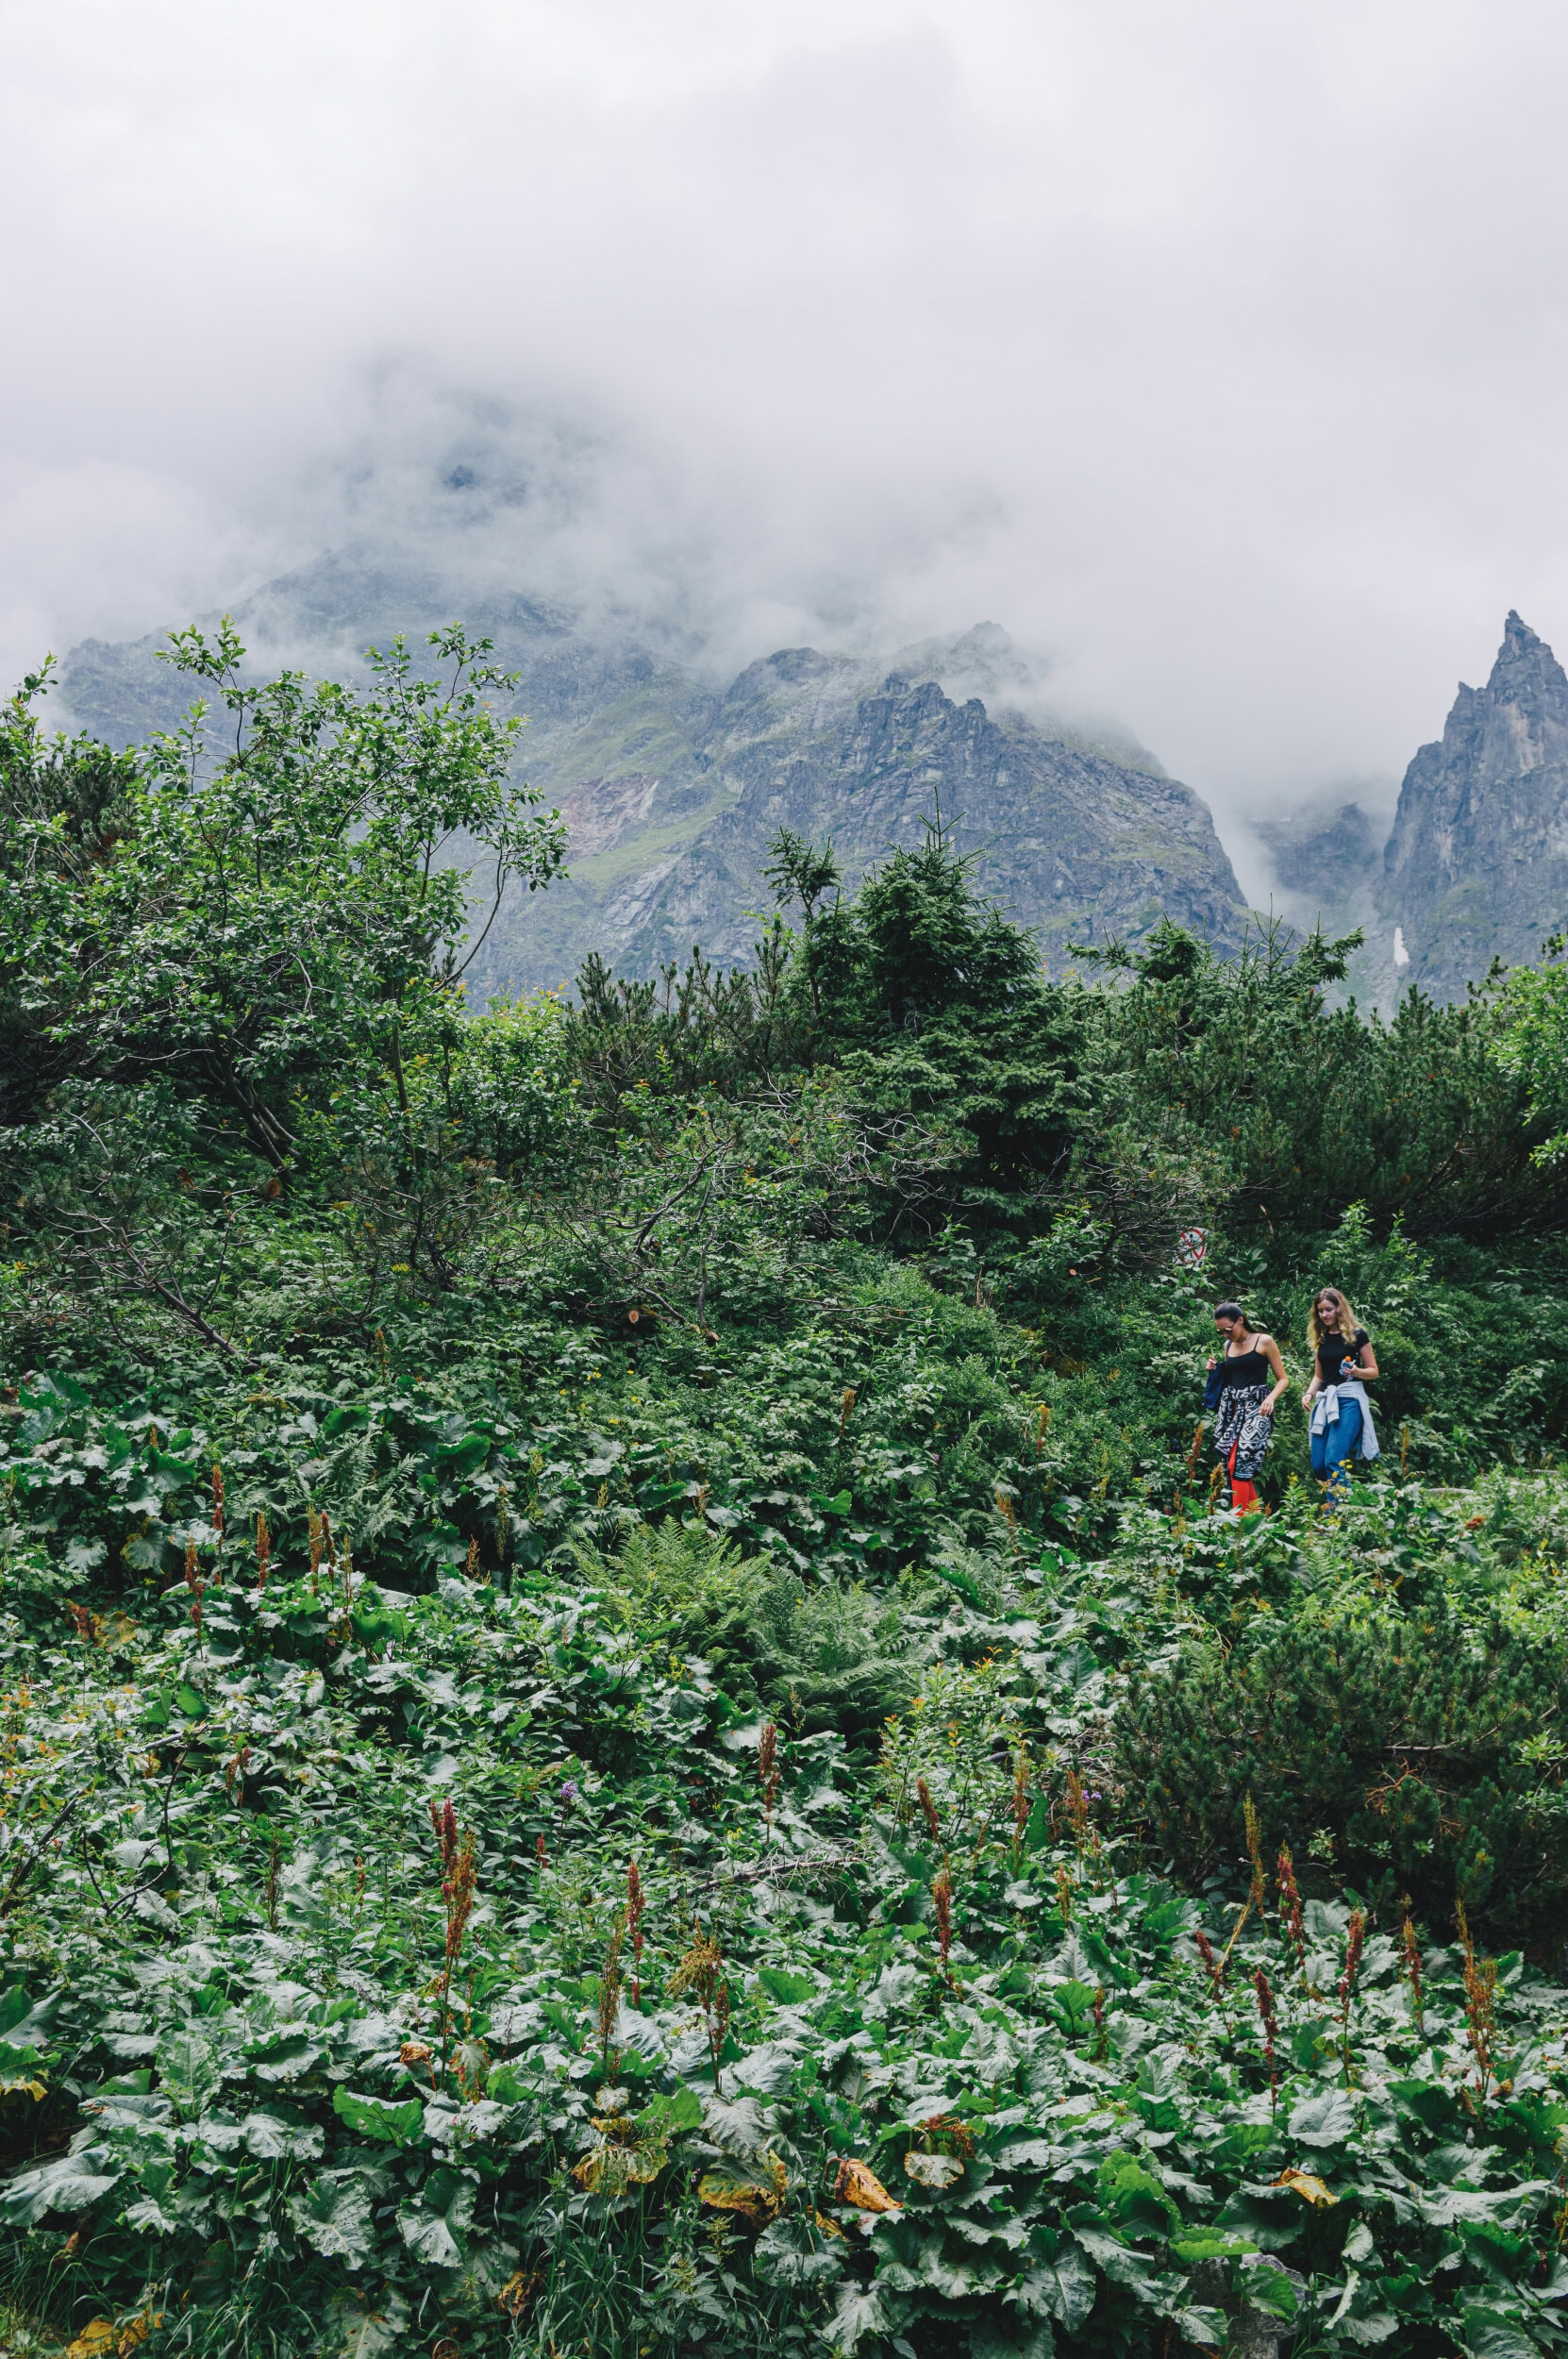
left=1226, top=1435, right=1261, bottom=1514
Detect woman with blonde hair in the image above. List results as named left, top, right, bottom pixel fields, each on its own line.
left=1303, top=1284, right=1379, bottom=1500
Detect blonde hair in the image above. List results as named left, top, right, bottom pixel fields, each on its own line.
left=1307, top=1286, right=1361, bottom=1350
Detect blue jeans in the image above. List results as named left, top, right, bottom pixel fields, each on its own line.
left=1310, top=1397, right=1362, bottom=1498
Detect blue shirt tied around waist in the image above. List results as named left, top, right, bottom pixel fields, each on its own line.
left=1309, top=1379, right=1379, bottom=1487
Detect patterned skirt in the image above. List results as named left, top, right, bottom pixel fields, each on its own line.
left=1213, top=1382, right=1272, bottom=1481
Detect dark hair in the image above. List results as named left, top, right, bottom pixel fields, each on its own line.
left=1213, top=1300, right=1249, bottom=1328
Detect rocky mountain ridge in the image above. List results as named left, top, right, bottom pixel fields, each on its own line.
left=53, top=548, right=1249, bottom=992
left=605, top=649, right=1245, bottom=980
left=1250, top=613, right=1568, bottom=1006
left=54, top=559, right=1568, bottom=1007
left=1380, top=611, right=1568, bottom=1000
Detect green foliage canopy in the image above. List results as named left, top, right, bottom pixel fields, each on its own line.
left=0, top=621, right=564, bottom=1161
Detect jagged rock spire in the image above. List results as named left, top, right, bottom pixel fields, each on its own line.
left=1380, top=614, right=1568, bottom=998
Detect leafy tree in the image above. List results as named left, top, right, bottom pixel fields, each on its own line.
left=0, top=624, right=567, bottom=1347
left=0, top=661, right=142, bottom=1124
left=0, top=620, right=563, bottom=1160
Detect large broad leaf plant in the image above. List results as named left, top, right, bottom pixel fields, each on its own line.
left=0, top=1458, right=1565, bottom=2355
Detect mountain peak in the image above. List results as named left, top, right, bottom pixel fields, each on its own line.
left=1381, top=612, right=1568, bottom=999
left=1489, top=611, right=1568, bottom=699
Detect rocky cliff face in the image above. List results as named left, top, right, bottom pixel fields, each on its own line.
left=1252, top=800, right=1381, bottom=915
left=54, top=551, right=1249, bottom=990
left=1244, top=796, right=1392, bottom=1001
left=604, top=650, right=1246, bottom=980
left=1244, top=614, right=1568, bottom=1007
left=1378, top=613, right=1568, bottom=1000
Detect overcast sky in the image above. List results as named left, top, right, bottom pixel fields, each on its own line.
left=6, top=0, right=1568, bottom=854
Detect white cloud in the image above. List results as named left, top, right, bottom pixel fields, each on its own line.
left=6, top=0, right=1568, bottom=827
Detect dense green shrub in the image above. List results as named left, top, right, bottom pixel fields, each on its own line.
left=1117, top=1582, right=1568, bottom=1947
left=1076, top=912, right=1567, bottom=1242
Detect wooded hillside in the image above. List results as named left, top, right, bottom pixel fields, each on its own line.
left=4, top=630, right=1568, bottom=2357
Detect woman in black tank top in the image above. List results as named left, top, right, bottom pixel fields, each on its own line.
left=1206, top=1299, right=1288, bottom=1514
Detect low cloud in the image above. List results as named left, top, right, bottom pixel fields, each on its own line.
left=6, top=0, right=1568, bottom=838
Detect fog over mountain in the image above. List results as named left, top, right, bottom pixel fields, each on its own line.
left=58, top=551, right=1249, bottom=989
left=10, top=0, right=1568, bottom=869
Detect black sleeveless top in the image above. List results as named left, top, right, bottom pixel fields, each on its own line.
left=1216, top=1341, right=1269, bottom=1389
